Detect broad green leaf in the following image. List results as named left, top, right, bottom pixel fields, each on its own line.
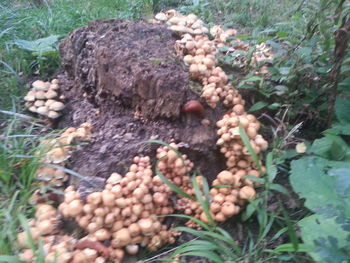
left=325, top=123, right=350, bottom=135
left=335, top=96, right=350, bottom=124
left=290, top=157, right=350, bottom=215
left=299, top=214, right=349, bottom=263
left=310, top=134, right=350, bottom=161
left=12, top=35, right=60, bottom=54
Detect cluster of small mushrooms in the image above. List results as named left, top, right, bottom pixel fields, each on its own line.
left=33, top=123, right=92, bottom=190
left=24, top=79, right=65, bottom=119
left=18, top=10, right=270, bottom=263
left=152, top=10, right=269, bottom=223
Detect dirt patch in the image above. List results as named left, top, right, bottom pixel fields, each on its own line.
left=56, top=19, right=227, bottom=185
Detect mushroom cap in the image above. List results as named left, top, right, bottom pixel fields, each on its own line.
left=45, top=99, right=56, bottom=106
left=217, top=170, right=235, bottom=185
left=125, top=244, right=139, bottom=255
left=49, top=101, right=65, bottom=111
left=50, top=83, right=60, bottom=90
left=45, top=89, right=58, bottom=99
left=28, top=106, right=37, bottom=113
left=32, top=80, right=49, bottom=91
left=155, top=12, right=168, bottom=21
left=46, top=147, right=69, bottom=163
left=24, top=90, right=36, bottom=101
left=36, top=106, right=49, bottom=116
left=48, top=111, right=61, bottom=119
left=239, top=186, right=256, bottom=200
left=34, top=100, right=45, bottom=107
left=35, top=91, right=46, bottom=100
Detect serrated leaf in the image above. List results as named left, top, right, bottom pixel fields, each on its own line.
left=290, top=157, right=350, bottom=214
left=299, top=214, right=349, bottom=263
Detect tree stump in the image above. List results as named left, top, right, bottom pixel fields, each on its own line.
left=57, top=19, right=226, bottom=184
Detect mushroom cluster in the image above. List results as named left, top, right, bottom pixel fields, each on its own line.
left=24, top=79, right=65, bottom=119
left=17, top=204, right=61, bottom=261
left=208, top=170, right=258, bottom=223
left=18, top=212, right=111, bottom=263
left=153, top=11, right=247, bottom=109
left=210, top=25, right=237, bottom=48
left=153, top=10, right=209, bottom=35
left=216, top=105, right=268, bottom=170
left=57, top=155, right=180, bottom=262
left=34, top=123, right=92, bottom=188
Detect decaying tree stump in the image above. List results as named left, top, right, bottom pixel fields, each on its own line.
left=57, top=19, right=226, bottom=184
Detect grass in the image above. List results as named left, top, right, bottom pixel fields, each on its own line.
left=0, top=0, right=349, bottom=262
left=0, top=0, right=155, bottom=110
left=0, top=113, right=43, bottom=254
left=0, top=0, right=157, bottom=256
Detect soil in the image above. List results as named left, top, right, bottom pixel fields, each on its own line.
left=56, top=19, right=227, bottom=187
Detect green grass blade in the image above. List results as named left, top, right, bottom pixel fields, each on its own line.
left=179, top=251, right=224, bottom=263
left=239, top=125, right=262, bottom=172
left=166, top=214, right=211, bottom=230
left=191, top=175, right=214, bottom=225
left=155, top=165, right=195, bottom=201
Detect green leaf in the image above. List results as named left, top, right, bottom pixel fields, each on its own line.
left=269, top=183, right=289, bottom=196
left=290, top=156, right=350, bottom=215
left=271, top=243, right=312, bottom=253
left=335, top=96, right=350, bottom=124
left=266, top=152, right=277, bottom=182
left=12, top=35, right=60, bottom=54
left=248, top=101, right=268, bottom=112
left=239, top=125, right=262, bottom=172
left=325, top=123, right=350, bottom=135
left=299, top=214, right=350, bottom=263
left=179, top=251, right=224, bottom=263
left=241, top=202, right=257, bottom=221
left=166, top=214, right=210, bottom=230
left=310, top=134, right=350, bottom=161
left=156, top=168, right=195, bottom=201
left=191, top=176, right=214, bottom=225
left=328, top=168, right=350, bottom=197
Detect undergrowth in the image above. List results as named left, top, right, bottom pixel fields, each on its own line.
left=0, top=0, right=349, bottom=262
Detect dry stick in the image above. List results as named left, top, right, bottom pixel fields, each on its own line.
left=326, top=16, right=350, bottom=126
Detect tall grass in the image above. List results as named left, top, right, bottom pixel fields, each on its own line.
left=0, top=0, right=156, bottom=109
left=0, top=0, right=162, bottom=256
